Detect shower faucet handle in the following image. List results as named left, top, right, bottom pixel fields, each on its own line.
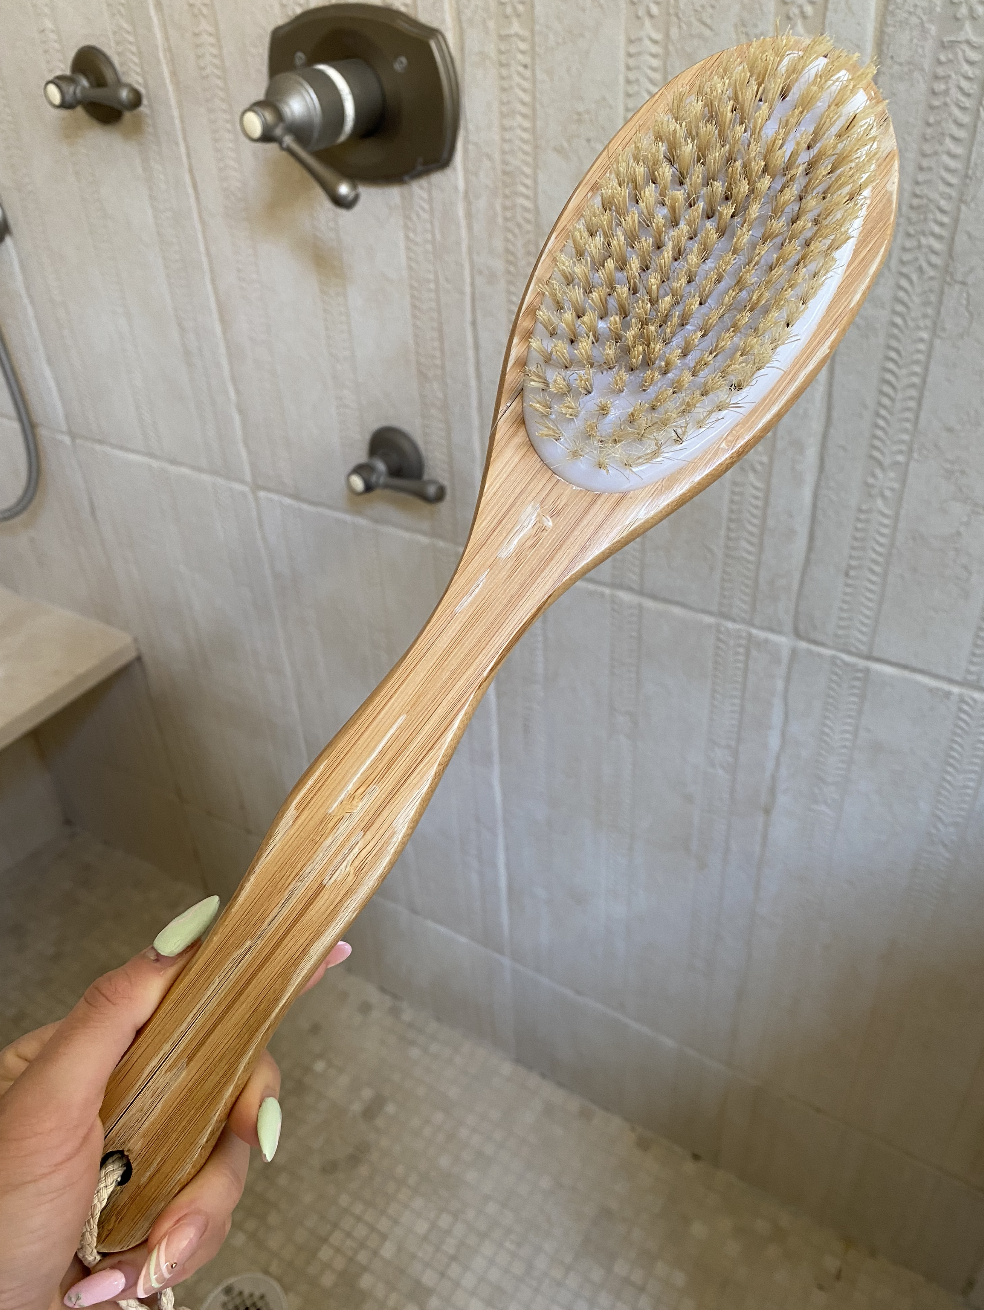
left=44, top=46, right=142, bottom=123
left=240, top=90, right=361, bottom=209
left=240, top=59, right=382, bottom=210
left=278, top=133, right=359, bottom=209
left=348, top=428, right=445, bottom=504
left=242, top=6, right=460, bottom=214
left=240, top=98, right=359, bottom=208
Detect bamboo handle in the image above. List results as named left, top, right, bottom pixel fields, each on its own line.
left=97, top=646, right=480, bottom=1246
left=94, top=491, right=565, bottom=1250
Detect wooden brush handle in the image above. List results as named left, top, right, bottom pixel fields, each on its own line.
left=94, top=47, right=898, bottom=1247
left=95, top=470, right=569, bottom=1250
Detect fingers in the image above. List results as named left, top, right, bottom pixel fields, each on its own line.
left=8, top=896, right=219, bottom=1127
left=226, top=1049, right=281, bottom=1150
left=300, top=939, right=352, bottom=994
left=220, top=940, right=352, bottom=1155
left=55, top=934, right=351, bottom=1307
left=0, top=1021, right=60, bottom=1097
left=72, top=1126, right=250, bottom=1305
left=137, top=1126, right=251, bottom=1296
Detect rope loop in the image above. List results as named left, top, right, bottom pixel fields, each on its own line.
left=76, top=1155, right=186, bottom=1310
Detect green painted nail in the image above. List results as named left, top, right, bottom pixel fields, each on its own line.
left=152, top=896, right=220, bottom=958
left=257, top=1096, right=282, bottom=1163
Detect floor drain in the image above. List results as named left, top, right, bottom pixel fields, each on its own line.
left=200, top=1272, right=288, bottom=1310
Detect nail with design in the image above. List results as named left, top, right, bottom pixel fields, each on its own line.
left=63, top=1267, right=128, bottom=1307
left=257, top=1095, right=282, bottom=1162
left=135, top=1214, right=208, bottom=1299
left=150, top=896, right=220, bottom=959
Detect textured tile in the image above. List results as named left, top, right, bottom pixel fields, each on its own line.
left=666, top=0, right=776, bottom=79
left=795, top=0, right=984, bottom=662
left=51, top=759, right=202, bottom=890
left=496, top=583, right=789, bottom=1057
left=459, top=0, right=537, bottom=418
left=36, top=663, right=203, bottom=888
left=0, top=428, right=119, bottom=620
left=824, top=0, right=881, bottom=61
left=871, top=66, right=984, bottom=682
left=153, top=0, right=481, bottom=543
left=732, top=648, right=984, bottom=1165
left=0, top=239, right=65, bottom=434
left=0, top=0, right=246, bottom=479
left=509, top=960, right=678, bottom=1138
left=531, top=1, right=624, bottom=248
left=0, top=734, right=65, bottom=873
left=73, top=443, right=308, bottom=833
left=36, top=660, right=180, bottom=794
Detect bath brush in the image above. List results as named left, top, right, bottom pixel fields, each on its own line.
left=96, top=33, right=897, bottom=1249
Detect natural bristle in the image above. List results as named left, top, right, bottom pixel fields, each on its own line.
left=523, top=33, right=881, bottom=478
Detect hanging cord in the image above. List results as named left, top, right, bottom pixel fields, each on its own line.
left=76, top=1155, right=188, bottom=1310
left=0, top=204, right=42, bottom=523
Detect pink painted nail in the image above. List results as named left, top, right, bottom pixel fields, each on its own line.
left=327, top=941, right=352, bottom=966
left=136, top=1214, right=207, bottom=1298
left=63, top=1267, right=127, bottom=1307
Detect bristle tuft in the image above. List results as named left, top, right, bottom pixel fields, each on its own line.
left=524, top=32, right=881, bottom=478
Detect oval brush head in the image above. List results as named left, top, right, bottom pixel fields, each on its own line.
left=523, top=33, right=882, bottom=492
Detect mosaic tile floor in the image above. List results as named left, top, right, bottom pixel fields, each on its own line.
left=0, top=833, right=964, bottom=1310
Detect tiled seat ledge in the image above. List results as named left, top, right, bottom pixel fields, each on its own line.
left=0, top=584, right=136, bottom=752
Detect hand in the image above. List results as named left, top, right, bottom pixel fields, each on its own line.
left=0, top=898, right=351, bottom=1310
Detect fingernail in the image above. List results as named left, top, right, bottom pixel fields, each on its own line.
left=327, top=941, right=352, bottom=966
left=152, top=896, right=220, bottom=958
left=63, top=1268, right=127, bottom=1306
left=136, top=1214, right=207, bottom=1298
left=257, top=1095, right=282, bottom=1162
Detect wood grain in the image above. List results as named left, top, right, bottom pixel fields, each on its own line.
left=97, top=43, right=898, bottom=1250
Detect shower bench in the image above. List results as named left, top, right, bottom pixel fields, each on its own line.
left=0, top=584, right=136, bottom=751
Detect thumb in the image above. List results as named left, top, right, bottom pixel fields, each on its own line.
left=10, top=896, right=220, bottom=1129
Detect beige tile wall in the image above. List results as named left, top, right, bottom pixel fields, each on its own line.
left=2, top=0, right=984, bottom=1294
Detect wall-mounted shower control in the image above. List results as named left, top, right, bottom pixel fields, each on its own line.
left=348, top=428, right=445, bottom=504
left=240, top=4, right=459, bottom=210
left=240, top=59, right=383, bottom=208
left=44, top=46, right=142, bottom=123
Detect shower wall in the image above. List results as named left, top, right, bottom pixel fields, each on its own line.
left=2, top=0, right=984, bottom=1293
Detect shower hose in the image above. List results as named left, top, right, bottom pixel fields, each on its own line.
left=0, top=202, right=41, bottom=523
left=0, top=319, right=40, bottom=522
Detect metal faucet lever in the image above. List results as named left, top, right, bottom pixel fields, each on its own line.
left=240, top=60, right=382, bottom=209
left=44, top=47, right=142, bottom=122
left=348, top=428, right=445, bottom=504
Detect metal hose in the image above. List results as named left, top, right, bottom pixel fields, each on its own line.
left=0, top=320, right=40, bottom=522
left=0, top=202, right=41, bottom=523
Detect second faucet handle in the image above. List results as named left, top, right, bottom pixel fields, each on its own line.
left=44, top=46, right=142, bottom=122
left=348, top=428, right=446, bottom=505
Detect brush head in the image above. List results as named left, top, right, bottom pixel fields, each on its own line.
left=523, top=34, right=883, bottom=492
